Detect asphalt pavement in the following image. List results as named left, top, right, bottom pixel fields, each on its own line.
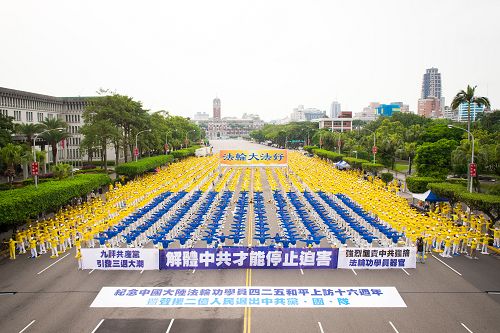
left=1, top=139, right=499, bottom=333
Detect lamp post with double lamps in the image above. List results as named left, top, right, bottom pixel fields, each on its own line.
left=135, top=129, right=151, bottom=162
left=33, top=127, right=64, bottom=188
left=448, top=124, right=475, bottom=193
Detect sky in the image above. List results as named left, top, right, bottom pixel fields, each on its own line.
left=1, top=0, right=499, bottom=121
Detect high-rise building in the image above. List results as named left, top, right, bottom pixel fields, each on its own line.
left=329, top=101, right=341, bottom=118
left=213, top=97, right=221, bottom=119
left=419, top=68, right=443, bottom=118
left=421, top=67, right=442, bottom=99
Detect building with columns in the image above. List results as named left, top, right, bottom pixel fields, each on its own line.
left=0, top=87, right=116, bottom=164
left=195, top=97, right=265, bottom=140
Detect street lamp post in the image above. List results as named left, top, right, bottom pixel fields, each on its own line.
left=33, top=128, right=64, bottom=188
left=135, top=129, right=151, bottom=162
left=448, top=125, right=475, bottom=193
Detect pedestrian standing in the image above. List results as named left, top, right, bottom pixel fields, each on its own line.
left=416, top=237, right=425, bottom=263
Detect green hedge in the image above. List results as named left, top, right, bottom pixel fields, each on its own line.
left=344, top=157, right=370, bottom=169
left=361, top=162, right=384, bottom=174
left=171, top=146, right=200, bottom=159
left=0, top=174, right=111, bottom=227
left=407, top=176, right=444, bottom=193
left=427, top=182, right=466, bottom=204
left=115, top=155, right=174, bottom=178
left=312, top=148, right=344, bottom=162
left=303, top=146, right=318, bottom=153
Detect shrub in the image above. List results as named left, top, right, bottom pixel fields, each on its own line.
left=53, top=163, right=72, bottom=179
left=312, top=148, right=344, bottom=162
left=0, top=174, right=111, bottom=228
left=115, top=155, right=174, bottom=177
left=75, top=168, right=108, bottom=174
left=171, top=146, right=200, bottom=159
left=407, top=177, right=444, bottom=193
left=343, top=157, right=370, bottom=170
left=303, top=146, right=318, bottom=153
left=380, top=172, right=394, bottom=184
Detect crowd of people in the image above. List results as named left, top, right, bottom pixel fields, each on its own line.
left=287, top=151, right=499, bottom=260
left=3, top=151, right=498, bottom=263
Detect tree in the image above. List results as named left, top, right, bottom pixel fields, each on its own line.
left=85, top=92, right=149, bottom=163
left=15, top=123, right=43, bottom=148
left=451, top=85, right=491, bottom=139
left=0, top=143, right=23, bottom=185
left=477, top=110, right=500, bottom=133
left=0, top=114, right=14, bottom=148
left=80, top=119, right=120, bottom=170
left=415, top=139, right=458, bottom=177
left=404, top=142, right=417, bottom=174
left=40, top=117, right=70, bottom=164
left=375, top=119, right=404, bottom=169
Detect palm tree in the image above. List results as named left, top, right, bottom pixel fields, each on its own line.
left=15, top=123, right=43, bottom=148
left=40, top=117, right=70, bottom=164
left=0, top=143, right=23, bottom=185
left=451, top=85, right=491, bottom=139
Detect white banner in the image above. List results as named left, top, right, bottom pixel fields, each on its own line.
left=337, top=247, right=416, bottom=269
left=81, top=248, right=159, bottom=270
left=91, top=286, right=406, bottom=308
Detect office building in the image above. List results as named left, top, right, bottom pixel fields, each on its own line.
left=457, top=102, right=485, bottom=122
left=418, top=67, right=443, bottom=117
left=290, top=105, right=326, bottom=122
left=376, top=103, right=401, bottom=117
left=0, top=87, right=116, bottom=163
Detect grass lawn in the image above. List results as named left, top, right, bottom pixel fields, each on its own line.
left=393, top=163, right=409, bottom=173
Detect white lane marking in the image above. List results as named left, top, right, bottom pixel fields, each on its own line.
left=19, top=320, right=36, bottom=333
left=88, top=269, right=95, bottom=275
left=192, top=269, right=196, bottom=274
left=165, top=318, right=175, bottom=333
left=140, top=269, right=144, bottom=274
left=401, top=268, right=410, bottom=276
left=300, top=268, right=304, bottom=275
left=37, top=253, right=71, bottom=275
left=317, top=321, right=325, bottom=333
left=351, top=269, right=357, bottom=276
left=461, top=322, right=474, bottom=333
left=431, top=255, right=462, bottom=276
left=389, top=321, right=400, bottom=333
left=90, top=319, right=104, bottom=333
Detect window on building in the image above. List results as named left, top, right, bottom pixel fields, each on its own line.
left=37, top=112, right=44, bottom=122
left=0, top=109, right=8, bottom=117
left=14, top=110, right=21, bottom=121
left=26, top=111, right=33, bottom=122
left=48, top=113, right=54, bottom=120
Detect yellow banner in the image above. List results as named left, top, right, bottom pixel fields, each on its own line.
left=219, top=150, right=288, bottom=166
